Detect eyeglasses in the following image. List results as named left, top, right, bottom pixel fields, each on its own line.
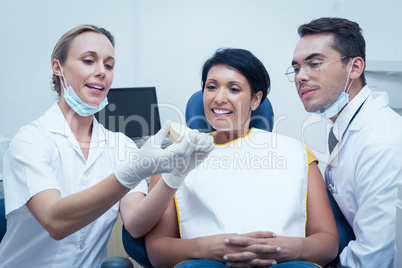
left=285, top=56, right=353, bottom=82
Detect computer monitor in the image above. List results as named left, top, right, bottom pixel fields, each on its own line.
left=96, top=87, right=161, bottom=139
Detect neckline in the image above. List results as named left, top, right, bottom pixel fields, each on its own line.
left=214, top=128, right=254, bottom=146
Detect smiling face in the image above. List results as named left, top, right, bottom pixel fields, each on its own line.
left=292, top=33, right=349, bottom=113
left=56, top=31, right=115, bottom=108
left=203, top=64, right=261, bottom=140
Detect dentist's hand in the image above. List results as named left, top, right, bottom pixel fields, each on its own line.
left=115, top=120, right=205, bottom=189
left=162, top=130, right=214, bottom=188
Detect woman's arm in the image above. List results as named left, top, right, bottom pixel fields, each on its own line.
left=120, top=174, right=177, bottom=238
left=26, top=173, right=129, bottom=240
left=24, top=121, right=214, bottom=242
left=145, top=174, right=195, bottom=268
left=299, top=161, right=338, bottom=264
left=145, top=175, right=248, bottom=268
left=28, top=172, right=179, bottom=241
left=268, top=161, right=338, bottom=266
left=121, top=129, right=215, bottom=238
left=223, top=162, right=338, bottom=267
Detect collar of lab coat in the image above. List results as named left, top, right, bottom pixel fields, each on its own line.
left=332, top=85, right=371, bottom=143
left=39, top=103, right=108, bottom=165
left=328, top=86, right=390, bottom=164
left=39, top=102, right=107, bottom=146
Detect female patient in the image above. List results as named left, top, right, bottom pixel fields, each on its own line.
left=145, top=48, right=338, bottom=268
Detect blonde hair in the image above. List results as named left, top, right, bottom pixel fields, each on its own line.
left=51, top=24, right=115, bottom=96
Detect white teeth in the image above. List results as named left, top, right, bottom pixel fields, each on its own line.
left=88, top=85, right=103, bottom=90
left=214, top=109, right=231, bottom=114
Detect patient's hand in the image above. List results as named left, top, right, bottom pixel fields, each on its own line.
left=222, top=231, right=300, bottom=267
left=197, top=233, right=238, bottom=261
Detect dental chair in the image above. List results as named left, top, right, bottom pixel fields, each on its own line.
left=325, top=189, right=355, bottom=267
left=121, top=90, right=274, bottom=268
left=121, top=90, right=353, bottom=267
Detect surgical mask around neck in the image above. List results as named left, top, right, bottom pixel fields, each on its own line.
left=57, top=60, right=108, bottom=117
left=314, top=59, right=355, bottom=119
left=314, top=91, right=350, bottom=119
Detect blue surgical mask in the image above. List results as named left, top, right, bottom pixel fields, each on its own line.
left=63, top=85, right=108, bottom=117
left=314, top=59, right=354, bottom=119
left=314, top=91, right=350, bottom=119
left=57, top=60, right=108, bottom=117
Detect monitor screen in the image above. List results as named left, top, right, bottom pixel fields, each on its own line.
left=95, top=87, right=161, bottom=139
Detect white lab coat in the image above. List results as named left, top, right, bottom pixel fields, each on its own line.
left=325, top=86, right=402, bottom=268
left=0, top=103, right=147, bottom=268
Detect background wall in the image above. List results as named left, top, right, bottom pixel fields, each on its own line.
left=0, top=0, right=138, bottom=136
left=1, top=0, right=401, bottom=168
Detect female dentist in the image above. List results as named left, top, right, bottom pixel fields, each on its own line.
left=0, top=24, right=213, bottom=268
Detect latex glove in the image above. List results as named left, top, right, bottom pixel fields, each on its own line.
left=162, top=130, right=215, bottom=188
left=115, top=120, right=196, bottom=189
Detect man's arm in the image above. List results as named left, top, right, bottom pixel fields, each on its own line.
left=340, top=143, right=402, bottom=267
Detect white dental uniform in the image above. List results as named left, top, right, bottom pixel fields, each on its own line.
left=325, top=86, right=402, bottom=268
left=0, top=103, right=147, bottom=268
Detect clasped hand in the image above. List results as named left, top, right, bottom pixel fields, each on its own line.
left=222, top=231, right=284, bottom=267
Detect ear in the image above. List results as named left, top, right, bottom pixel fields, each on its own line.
left=52, top=59, right=63, bottom=77
left=349, top=57, right=364, bottom=80
left=251, top=91, right=263, bottom=111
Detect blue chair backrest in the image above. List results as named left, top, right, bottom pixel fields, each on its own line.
left=325, top=189, right=355, bottom=267
left=185, top=90, right=274, bottom=132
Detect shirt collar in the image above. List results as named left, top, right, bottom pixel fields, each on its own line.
left=39, top=102, right=71, bottom=137
left=39, top=102, right=106, bottom=143
left=91, top=116, right=107, bottom=143
left=332, top=85, right=371, bottom=142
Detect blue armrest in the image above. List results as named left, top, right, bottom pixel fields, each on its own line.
left=101, top=256, right=133, bottom=268
left=122, top=225, right=153, bottom=268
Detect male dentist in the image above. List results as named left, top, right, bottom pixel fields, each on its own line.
left=288, top=17, right=402, bottom=267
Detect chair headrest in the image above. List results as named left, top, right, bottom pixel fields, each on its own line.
left=185, top=90, right=274, bottom=132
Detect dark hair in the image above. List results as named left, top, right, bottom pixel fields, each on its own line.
left=201, top=48, right=270, bottom=104
left=51, top=25, right=115, bottom=96
left=298, top=17, right=366, bottom=85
